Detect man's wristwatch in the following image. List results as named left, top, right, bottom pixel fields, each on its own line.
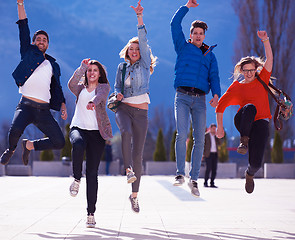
left=17, top=2, right=24, bottom=5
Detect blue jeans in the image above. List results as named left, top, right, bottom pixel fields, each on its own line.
left=8, top=97, right=65, bottom=151
left=174, top=91, right=206, bottom=181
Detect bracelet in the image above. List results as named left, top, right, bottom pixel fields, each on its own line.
left=17, top=2, right=23, bottom=5
left=261, top=37, right=269, bottom=42
left=137, top=14, right=143, bottom=18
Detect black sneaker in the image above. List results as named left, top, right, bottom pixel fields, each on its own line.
left=129, top=195, right=140, bottom=213
left=173, top=175, right=185, bottom=186
left=0, top=149, right=14, bottom=165
left=210, top=184, right=218, bottom=188
left=204, top=182, right=209, bottom=187
left=22, top=139, right=31, bottom=166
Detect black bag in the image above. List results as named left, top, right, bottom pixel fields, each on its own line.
left=107, top=63, right=127, bottom=112
left=257, top=75, right=293, bottom=130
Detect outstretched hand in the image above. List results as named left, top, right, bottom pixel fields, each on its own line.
left=131, top=0, right=144, bottom=15
left=257, top=30, right=268, bottom=40
left=186, top=0, right=199, bottom=8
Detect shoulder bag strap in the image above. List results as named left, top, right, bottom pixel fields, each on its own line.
left=256, top=74, right=282, bottom=130
left=121, top=63, right=127, bottom=94
left=256, top=74, right=280, bottom=104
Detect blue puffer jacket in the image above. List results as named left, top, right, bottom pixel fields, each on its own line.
left=171, top=6, right=221, bottom=97
left=12, top=18, right=65, bottom=111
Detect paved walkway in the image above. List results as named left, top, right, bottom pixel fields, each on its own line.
left=0, top=176, right=294, bottom=240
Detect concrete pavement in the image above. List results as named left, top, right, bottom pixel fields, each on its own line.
left=0, top=176, right=294, bottom=240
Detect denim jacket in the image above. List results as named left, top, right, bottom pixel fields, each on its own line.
left=171, top=6, right=221, bottom=97
left=12, top=18, right=66, bottom=111
left=114, top=25, right=151, bottom=98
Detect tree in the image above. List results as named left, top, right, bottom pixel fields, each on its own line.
left=148, top=105, right=175, bottom=160
left=143, top=129, right=156, bottom=162
left=232, top=0, right=295, bottom=163
left=153, top=128, right=166, bottom=161
left=170, top=130, right=177, bottom=161
left=218, top=131, right=229, bottom=163
left=271, top=131, right=284, bottom=163
left=40, top=149, right=54, bottom=161
left=60, top=123, right=72, bottom=160
left=185, top=124, right=193, bottom=162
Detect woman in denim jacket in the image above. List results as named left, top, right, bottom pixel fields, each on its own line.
left=114, top=0, right=157, bottom=213
left=68, top=58, right=112, bottom=227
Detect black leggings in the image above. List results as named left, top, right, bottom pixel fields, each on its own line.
left=234, top=104, right=269, bottom=176
left=69, top=127, right=105, bottom=214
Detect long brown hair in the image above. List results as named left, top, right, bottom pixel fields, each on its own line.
left=119, top=37, right=157, bottom=74
left=84, top=60, right=109, bottom=86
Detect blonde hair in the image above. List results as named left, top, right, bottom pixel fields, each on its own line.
left=233, top=56, right=265, bottom=81
left=119, top=37, right=157, bottom=74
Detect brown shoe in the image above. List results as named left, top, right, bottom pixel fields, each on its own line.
left=245, top=171, right=254, bottom=194
left=22, top=139, right=31, bottom=166
left=237, top=136, right=249, bottom=155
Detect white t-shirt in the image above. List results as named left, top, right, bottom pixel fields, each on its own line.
left=19, top=60, right=52, bottom=103
left=210, top=133, right=217, bottom=153
left=70, top=88, right=98, bottom=130
left=122, top=75, right=151, bottom=104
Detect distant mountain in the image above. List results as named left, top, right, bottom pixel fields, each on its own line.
left=0, top=0, right=239, bottom=136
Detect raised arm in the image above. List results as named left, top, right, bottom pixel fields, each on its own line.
left=131, top=0, right=144, bottom=26
left=131, top=0, right=151, bottom=69
left=17, top=0, right=26, bottom=20
left=171, top=0, right=199, bottom=54
left=257, top=31, right=273, bottom=73
left=68, top=59, right=89, bottom=96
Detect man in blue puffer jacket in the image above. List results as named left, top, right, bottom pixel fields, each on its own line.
left=0, top=0, right=67, bottom=166
left=171, top=0, right=221, bottom=197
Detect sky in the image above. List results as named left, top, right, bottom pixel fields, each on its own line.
left=0, top=0, right=241, bottom=136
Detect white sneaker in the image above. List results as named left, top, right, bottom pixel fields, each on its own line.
left=86, top=214, right=96, bottom=228
left=69, top=179, right=80, bottom=197
left=126, top=168, right=137, bottom=184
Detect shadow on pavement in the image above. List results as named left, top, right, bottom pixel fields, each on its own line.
left=33, top=228, right=295, bottom=240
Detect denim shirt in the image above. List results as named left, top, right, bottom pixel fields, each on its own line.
left=12, top=18, right=66, bottom=111
left=114, top=25, right=151, bottom=98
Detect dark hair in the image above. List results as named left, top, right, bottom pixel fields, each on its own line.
left=210, top=123, right=217, bottom=128
left=32, top=30, right=49, bottom=43
left=84, top=60, right=109, bottom=86
left=190, top=20, right=208, bottom=34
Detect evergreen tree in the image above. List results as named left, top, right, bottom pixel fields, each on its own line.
left=170, top=130, right=177, bottom=161
left=153, top=128, right=166, bottom=161
left=40, top=149, right=54, bottom=161
left=218, top=131, right=229, bottom=163
left=271, top=131, right=284, bottom=163
left=61, top=123, right=72, bottom=160
left=185, top=124, right=193, bottom=162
